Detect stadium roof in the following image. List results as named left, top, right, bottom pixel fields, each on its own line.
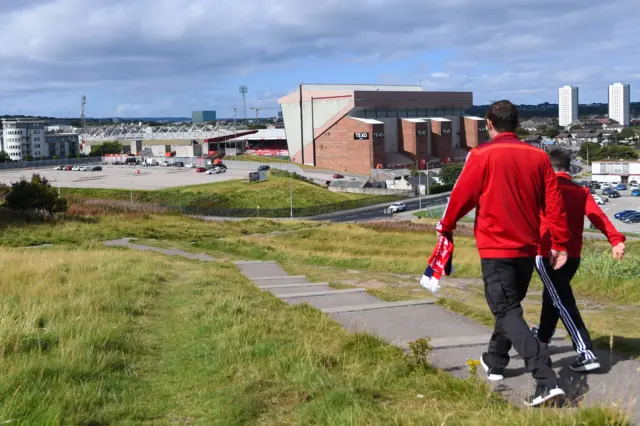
left=228, top=129, right=286, bottom=141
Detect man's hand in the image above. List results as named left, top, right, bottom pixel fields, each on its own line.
left=550, top=250, right=568, bottom=270
left=612, top=242, right=625, bottom=261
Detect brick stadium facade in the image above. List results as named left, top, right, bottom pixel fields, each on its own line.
left=279, top=84, right=488, bottom=175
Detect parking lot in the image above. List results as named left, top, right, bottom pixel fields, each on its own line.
left=0, top=165, right=255, bottom=190
left=591, top=190, right=640, bottom=234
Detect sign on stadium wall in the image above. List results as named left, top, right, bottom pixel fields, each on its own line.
left=354, top=132, right=369, bottom=140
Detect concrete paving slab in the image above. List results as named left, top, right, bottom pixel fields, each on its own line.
left=258, top=282, right=330, bottom=289
left=268, top=285, right=335, bottom=296
left=287, top=292, right=382, bottom=310
left=279, top=288, right=365, bottom=299
left=331, top=304, right=489, bottom=341
left=322, top=299, right=436, bottom=314
left=251, top=276, right=310, bottom=285
left=236, top=262, right=290, bottom=279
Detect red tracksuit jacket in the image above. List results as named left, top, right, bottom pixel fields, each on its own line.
left=439, top=132, right=571, bottom=259
left=538, top=172, right=626, bottom=258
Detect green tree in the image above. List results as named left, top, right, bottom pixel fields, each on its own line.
left=579, top=142, right=601, bottom=162
left=536, top=124, right=549, bottom=133
left=4, top=174, right=68, bottom=218
left=544, top=127, right=560, bottom=139
left=439, top=163, right=464, bottom=185
left=618, top=127, right=636, bottom=141
left=25, top=155, right=34, bottom=161
left=0, top=151, right=11, bottom=163
left=569, top=124, right=583, bottom=131
left=515, top=127, right=529, bottom=138
left=90, top=141, right=124, bottom=157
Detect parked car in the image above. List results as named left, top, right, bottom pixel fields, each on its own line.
left=64, top=165, right=73, bottom=171
left=215, top=163, right=227, bottom=170
left=195, top=167, right=207, bottom=173
left=185, top=164, right=196, bottom=168
left=214, top=166, right=226, bottom=173
left=174, top=161, right=184, bottom=168
left=333, top=174, right=345, bottom=179
left=608, top=191, right=621, bottom=199
left=388, top=202, right=407, bottom=213
left=602, top=187, right=615, bottom=196
left=91, top=166, right=102, bottom=172
left=205, top=168, right=222, bottom=175
left=631, top=182, right=639, bottom=189
left=589, top=188, right=596, bottom=194
left=632, top=189, right=640, bottom=197
left=257, top=165, right=271, bottom=172
left=622, top=213, right=640, bottom=224
left=579, top=180, right=589, bottom=187
left=615, top=184, right=627, bottom=191
left=592, top=196, right=607, bottom=205
left=53, top=165, right=64, bottom=170
left=589, top=182, right=601, bottom=189
left=615, top=210, right=637, bottom=220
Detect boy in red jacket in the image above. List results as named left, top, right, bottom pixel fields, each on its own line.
left=438, top=100, right=571, bottom=406
left=533, top=149, right=626, bottom=372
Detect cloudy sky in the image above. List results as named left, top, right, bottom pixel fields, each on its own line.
left=1, top=0, right=639, bottom=118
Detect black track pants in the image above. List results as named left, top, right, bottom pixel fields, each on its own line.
left=482, top=257, right=557, bottom=388
left=535, top=256, right=596, bottom=360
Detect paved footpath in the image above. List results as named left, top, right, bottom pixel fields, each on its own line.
left=105, top=239, right=640, bottom=420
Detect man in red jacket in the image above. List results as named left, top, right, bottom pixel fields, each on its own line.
left=438, top=100, right=571, bottom=406
left=533, top=149, right=626, bottom=373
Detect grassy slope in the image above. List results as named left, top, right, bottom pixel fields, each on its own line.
left=61, top=175, right=395, bottom=210
left=0, top=246, right=623, bottom=424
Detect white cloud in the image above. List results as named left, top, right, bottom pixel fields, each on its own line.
left=0, top=0, right=638, bottom=116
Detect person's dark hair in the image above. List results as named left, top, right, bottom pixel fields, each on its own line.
left=548, top=149, right=571, bottom=172
left=485, top=100, right=519, bottom=133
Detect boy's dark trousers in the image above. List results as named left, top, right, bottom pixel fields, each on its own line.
left=534, top=256, right=596, bottom=360
left=482, top=257, right=557, bottom=387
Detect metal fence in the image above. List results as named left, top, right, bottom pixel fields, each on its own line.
left=161, top=196, right=401, bottom=218
left=0, top=157, right=101, bottom=171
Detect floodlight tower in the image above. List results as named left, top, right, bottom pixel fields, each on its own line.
left=239, top=85, right=248, bottom=124
left=80, top=95, right=87, bottom=145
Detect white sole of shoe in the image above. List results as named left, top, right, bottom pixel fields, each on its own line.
left=570, top=361, right=601, bottom=373
left=525, top=387, right=565, bottom=407
left=480, top=356, right=504, bottom=381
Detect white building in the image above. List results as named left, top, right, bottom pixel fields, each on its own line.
left=608, top=83, right=630, bottom=127
left=591, top=160, right=640, bottom=184
left=1, top=119, right=47, bottom=161
left=558, top=85, right=579, bottom=127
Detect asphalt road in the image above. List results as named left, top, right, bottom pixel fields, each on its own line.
left=326, top=194, right=450, bottom=223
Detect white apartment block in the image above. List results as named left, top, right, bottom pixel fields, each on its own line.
left=558, top=85, right=579, bottom=127
left=1, top=119, right=47, bottom=161
left=608, top=83, right=630, bottom=126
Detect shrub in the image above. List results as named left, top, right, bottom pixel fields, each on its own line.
left=4, top=174, right=68, bottom=218
left=429, top=184, right=454, bottom=194
left=270, top=169, right=316, bottom=185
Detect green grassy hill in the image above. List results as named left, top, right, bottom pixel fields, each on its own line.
left=62, top=175, right=397, bottom=214
left=0, top=214, right=627, bottom=424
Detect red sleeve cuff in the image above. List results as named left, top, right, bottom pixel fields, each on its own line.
left=551, top=243, right=567, bottom=253
left=610, top=235, right=626, bottom=246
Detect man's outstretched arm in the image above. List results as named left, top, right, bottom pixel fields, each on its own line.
left=585, top=193, right=626, bottom=260
left=439, top=150, right=485, bottom=234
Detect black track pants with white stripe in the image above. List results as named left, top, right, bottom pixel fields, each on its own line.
left=535, top=256, right=596, bottom=360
